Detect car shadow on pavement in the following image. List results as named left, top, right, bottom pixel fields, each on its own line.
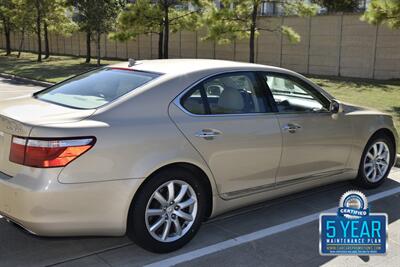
left=1, top=171, right=400, bottom=267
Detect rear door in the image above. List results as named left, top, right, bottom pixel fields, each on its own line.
left=260, top=72, right=353, bottom=184
left=169, top=71, right=282, bottom=197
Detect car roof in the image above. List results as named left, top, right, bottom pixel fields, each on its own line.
left=109, top=59, right=283, bottom=75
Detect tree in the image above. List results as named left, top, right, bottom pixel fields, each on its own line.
left=30, top=0, right=44, bottom=62
left=28, top=0, right=75, bottom=61
left=41, top=0, right=75, bottom=59
left=112, top=0, right=201, bottom=59
left=92, top=0, right=125, bottom=66
left=362, top=0, right=400, bottom=29
left=203, top=0, right=317, bottom=63
left=12, top=0, right=35, bottom=58
left=0, top=0, right=15, bottom=55
left=23, top=0, right=47, bottom=62
left=72, top=0, right=125, bottom=64
left=1, top=0, right=73, bottom=60
left=312, top=0, right=359, bottom=13
left=69, top=0, right=96, bottom=63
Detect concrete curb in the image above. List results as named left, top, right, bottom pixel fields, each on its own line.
left=0, top=73, right=53, bottom=87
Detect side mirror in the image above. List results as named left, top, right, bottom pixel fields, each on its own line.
left=330, top=100, right=343, bottom=113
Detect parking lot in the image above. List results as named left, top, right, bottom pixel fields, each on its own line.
left=1, top=77, right=400, bottom=267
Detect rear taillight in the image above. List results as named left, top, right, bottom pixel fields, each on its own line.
left=10, top=136, right=95, bottom=168
left=9, top=137, right=26, bottom=165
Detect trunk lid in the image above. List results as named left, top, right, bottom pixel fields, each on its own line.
left=0, top=96, right=95, bottom=177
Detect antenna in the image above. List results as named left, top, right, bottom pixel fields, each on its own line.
left=128, top=58, right=136, bottom=67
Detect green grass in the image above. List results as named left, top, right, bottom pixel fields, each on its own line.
left=311, top=76, right=400, bottom=146
left=0, top=50, right=399, bottom=151
left=0, top=50, right=121, bottom=83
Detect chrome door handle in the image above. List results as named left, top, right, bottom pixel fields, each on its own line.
left=195, top=129, right=222, bottom=139
left=282, top=123, right=302, bottom=133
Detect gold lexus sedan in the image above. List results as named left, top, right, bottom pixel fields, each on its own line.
left=0, top=59, right=397, bottom=253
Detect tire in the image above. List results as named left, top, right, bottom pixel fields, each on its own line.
left=127, top=167, right=207, bottom=253
left=356, top=134, right=395, bottom=189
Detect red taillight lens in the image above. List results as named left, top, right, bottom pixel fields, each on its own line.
left=10, top=137, right=95, bottom=168
left=9, top=137, right=26, bottom=165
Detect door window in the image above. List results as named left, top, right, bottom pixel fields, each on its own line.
left=181, top=72, right=269, bottom=115
left=263, top=73, right=330, bottom=113
left=181, top=88, right=206, bottom=115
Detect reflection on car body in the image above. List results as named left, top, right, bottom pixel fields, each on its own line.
left=0, top=59, right=397, bottom=253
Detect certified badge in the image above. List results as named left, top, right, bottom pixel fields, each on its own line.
left=338, top=191, right=369, bottom=219
left=319, top=190, right=388, bottom=255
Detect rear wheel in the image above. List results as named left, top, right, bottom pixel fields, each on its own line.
left=356, top=135, right=394, bottom=188
left=127, top=167, right=207, bottom=253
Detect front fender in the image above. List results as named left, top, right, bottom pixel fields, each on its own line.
left=345, top=111, right=398, bottom=170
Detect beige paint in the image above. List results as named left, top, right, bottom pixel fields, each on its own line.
left=275, top=112, right=354, bottom=183
left=0, top=59, right=398, bottom=237
left=169, top=104, right=282, bottom=194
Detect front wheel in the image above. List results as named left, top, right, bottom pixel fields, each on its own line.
left=356, top=135, right=394, bottom=188
left=127, top=167, right=207, bottom=253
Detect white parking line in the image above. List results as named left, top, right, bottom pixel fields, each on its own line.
left=145, top=186, right=400, bottom=267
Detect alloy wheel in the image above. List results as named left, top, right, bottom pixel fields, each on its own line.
left=145, top=180, right=198, bottom=243
left=363, top=141, right=390, bottom=183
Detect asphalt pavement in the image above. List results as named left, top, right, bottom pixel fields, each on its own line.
left=0, top=76, right=399, bottom=267
left=0, top=76, right=43, bottom=100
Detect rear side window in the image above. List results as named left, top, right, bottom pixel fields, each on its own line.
left=181, top=88, right=206, bottom=115
left=35, top=68, right=161, bottom=109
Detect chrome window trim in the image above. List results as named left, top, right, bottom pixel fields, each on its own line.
left=173, top=69, right=334, bottom=118
left=173, top=70, right=276, bottom=117
left=262, top=71, right=332, bottom=115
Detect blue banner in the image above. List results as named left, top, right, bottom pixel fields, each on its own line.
left=320, top=214, right=387, bottom=255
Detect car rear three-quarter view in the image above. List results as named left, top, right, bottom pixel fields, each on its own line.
left=0, top=59, right=398, bottom=253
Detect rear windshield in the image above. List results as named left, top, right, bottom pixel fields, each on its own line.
left=35, top=68, right=161, bottom=109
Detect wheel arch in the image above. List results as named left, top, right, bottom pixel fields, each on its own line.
left=346, top=124, right=398, bottom=175
left=368, top=128, right=397, bottom=156
left=128, top=162, right=215, bottom=223
left=355, top=127, right=397, bottom=188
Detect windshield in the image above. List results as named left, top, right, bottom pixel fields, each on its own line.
left=35, top=68, right=161, bottom=109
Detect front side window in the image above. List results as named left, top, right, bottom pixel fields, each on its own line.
left=35, top=68, right=161, bottom=109
left=181, top=72, right=269, bottom=115
left=263, top=73, right=330, bottom=113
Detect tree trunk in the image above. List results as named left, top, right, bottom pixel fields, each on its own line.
left=86, top=30, right=91, bottom=63
left=17, top=29, right=25, bottom=58
left=35, top=1, right=42, bottom=62
left=96, top=32, right=101, bottom=66
left=249, top=3, right=258, bottom=63
left=163, top=2, right=169, bottom=59
left=3, top=22, right=11, bottom=55
left=44, top=22, right=50, bottom=59
left=158, top=23, right=163, bottom=59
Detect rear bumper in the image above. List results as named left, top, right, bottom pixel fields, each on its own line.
left=0, top=172, right=144, bottom=236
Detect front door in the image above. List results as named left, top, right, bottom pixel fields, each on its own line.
left=169, top=71, right=282, bottom=196
left=260, top=72, right=353, bottom=184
